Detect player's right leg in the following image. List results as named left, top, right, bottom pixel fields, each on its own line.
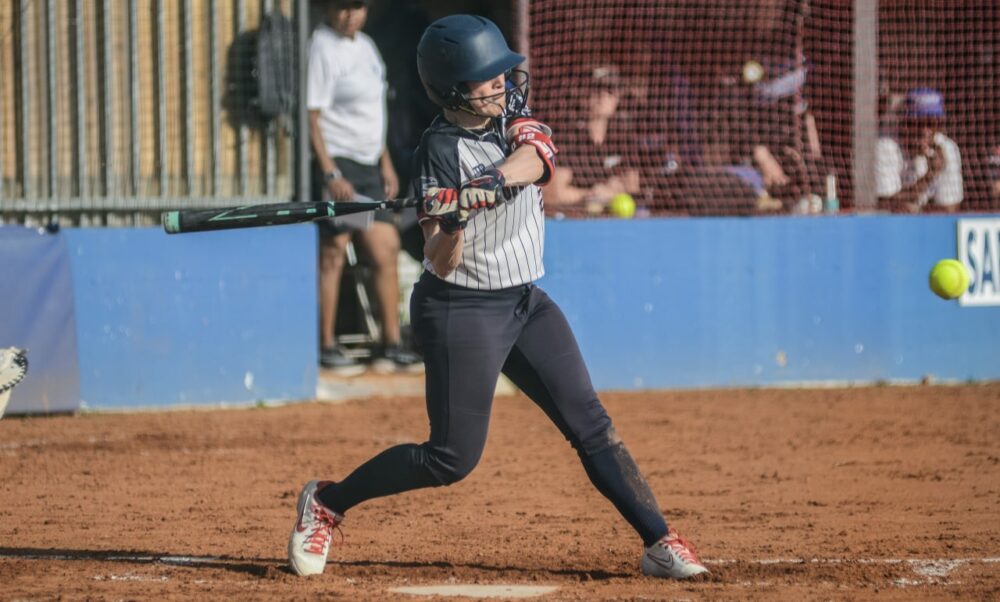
left=501, top=286, right=708, bottom=579
left=318, top=273, right=519, bottom=499
left=640, top=528, right=710, bottom=580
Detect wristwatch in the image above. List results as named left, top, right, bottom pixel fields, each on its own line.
left=324, top=168, right=343, bottom=182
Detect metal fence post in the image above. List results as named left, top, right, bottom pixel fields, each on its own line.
left=263, top=0, right=275, bottom=197
left=513, top=0, right=530, bottom=72
left=853, top=0, right=878, bottom=210
left=210, top=0, right=220, bottom=196
left=101, top=0, right=116, bottom=200
left=156, top=0, right=167, bottom=197
left=296, top=0, right=310, bottom=203
left=46, top=0, right=57, bottom=198
left=235, top=0, right=247, bottom=195
left=74, top=0, right=88, bottom=198
left=183, top=0, right=194, bottom=195
left=18, top=0, right=33, bottom=200
left=129, top=0, right=140, bottom=197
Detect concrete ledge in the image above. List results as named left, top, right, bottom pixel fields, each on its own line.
left=317, top=371, right=518, bottom=403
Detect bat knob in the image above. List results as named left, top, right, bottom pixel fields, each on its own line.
left=162, top=212, right=181, bottom=234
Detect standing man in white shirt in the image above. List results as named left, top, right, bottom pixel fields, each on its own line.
left=308, top=0, right=421, bottom=374
left=876, top=87, right=964, bottom=213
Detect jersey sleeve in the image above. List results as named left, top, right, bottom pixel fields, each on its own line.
left=410, top=131, right=462, bottom=223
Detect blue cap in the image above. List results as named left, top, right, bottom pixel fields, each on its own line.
left=904, top=88, right=945, bottom=118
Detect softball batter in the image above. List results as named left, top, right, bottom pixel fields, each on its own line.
left=289, top=14, right=708, bottom=580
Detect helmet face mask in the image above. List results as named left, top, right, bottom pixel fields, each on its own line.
left=503, top=68, right=530, bottom=117
left=459, top=68, right=530, bottom=119
left=417, top=15, right=528, bottom=118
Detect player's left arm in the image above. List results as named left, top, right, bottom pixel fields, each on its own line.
left=495, top=145, right=546, bottom=186
left=454, top=132, right=554, bottom=216
left=503, top=116, right=558, bottom=185
left=454, top=144, right=546, bottom=214
left=459, top=117, right=556, bottom=200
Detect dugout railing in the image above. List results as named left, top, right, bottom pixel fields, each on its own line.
left=0, top=0, right=307, bottom=226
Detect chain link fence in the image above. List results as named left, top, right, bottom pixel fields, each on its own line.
left=524, top=0, right=999, bottom=217
left=1, top=0, right=300, bottom=226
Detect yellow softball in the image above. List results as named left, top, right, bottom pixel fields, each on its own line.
left=928, top=259, right=970, bottom=300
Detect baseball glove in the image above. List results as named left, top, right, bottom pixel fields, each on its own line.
left=0, top=347, right=28, bottom=419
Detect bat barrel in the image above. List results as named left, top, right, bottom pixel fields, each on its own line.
left=162, top=198, right=418, bottom=234
left=162, top=202, right=333, bottom=234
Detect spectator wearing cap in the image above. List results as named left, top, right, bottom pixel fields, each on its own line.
left=876, top=88, right=964, bottom=213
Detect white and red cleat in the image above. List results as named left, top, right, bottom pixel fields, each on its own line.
left=641, top=527, right=710, bottom=579
left=287, top=480, right=344, bottom=576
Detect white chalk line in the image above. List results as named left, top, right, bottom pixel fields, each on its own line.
left=704, top=557, right=1000, bottom=588
left=3, top=553, right=998, bottom=568
left=3, top=553, right=997, bottom=589
left=705, top=557, right=1000, bottom=566
left=93, top=573, right=170, bottom=582
left=0, top=553, right=1000, bottom=572
left=0, top=553, right=223, bottom=564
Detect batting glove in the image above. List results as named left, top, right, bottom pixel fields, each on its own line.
left=459, top=168, right=506, bottom=212
left=422, top=187, right=466, bottom=233
left=505, top=118, right=558, bottom=184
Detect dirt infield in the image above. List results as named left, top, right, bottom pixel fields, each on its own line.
left=2, top=382, right=998, bottom=600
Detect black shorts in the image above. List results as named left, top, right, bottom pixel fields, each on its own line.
left=313, top=157, right=395, bottom=239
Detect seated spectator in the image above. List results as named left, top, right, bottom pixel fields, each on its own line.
left=742, top=50, right=827, bottom=212
left=876, top=87, right=964, bottom=213
left=688, top=0, right=831, bottom=215
left=544, top=65, right=646, bottom=216
left=685, top=43, right=828, bottom=216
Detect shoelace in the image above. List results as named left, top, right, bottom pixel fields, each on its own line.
left=304, top=503, right=343, bottom=554
left=664, top=531, right=702, bottom=565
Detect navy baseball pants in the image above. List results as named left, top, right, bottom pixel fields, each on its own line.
left=320, top=272, right=668, bottom=546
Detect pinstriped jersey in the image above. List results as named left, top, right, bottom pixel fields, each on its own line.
left=411, top=114, right=545, bottom=290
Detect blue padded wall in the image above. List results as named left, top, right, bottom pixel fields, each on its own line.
left=542, top=214, right=1000, bottom=389
left=64, top=226, right=317, bottom=409
left=0, top=227, right=81, bottom=413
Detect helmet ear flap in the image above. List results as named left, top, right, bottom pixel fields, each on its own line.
left=425, top=82, right=469, bottom=112
left=445, top=94, right=465, bottom=111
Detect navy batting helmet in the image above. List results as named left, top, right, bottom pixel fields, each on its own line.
left=417, top=15, right=526, bottom=111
